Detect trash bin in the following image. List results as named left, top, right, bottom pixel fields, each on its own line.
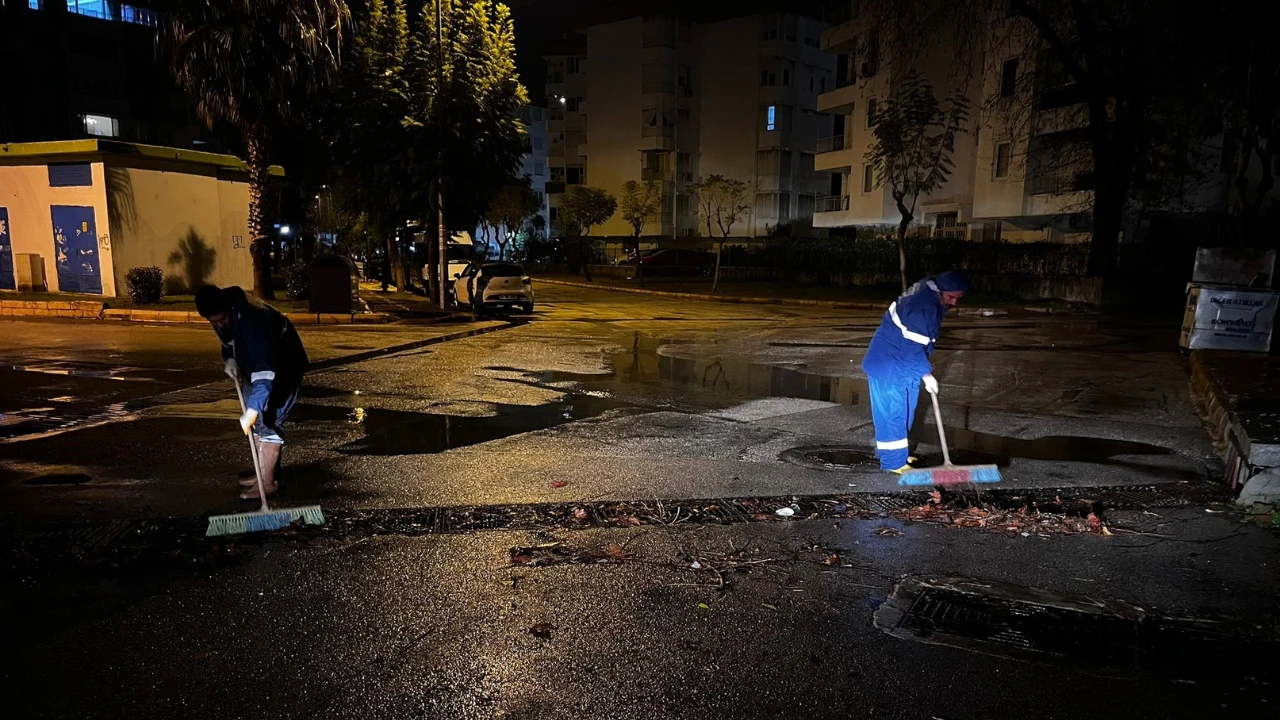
left=1179, top=248, right=1278, bottom=352
left=308, top=255, right=356, bottom=314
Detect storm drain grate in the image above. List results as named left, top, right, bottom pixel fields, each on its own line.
left=20, top=519, right=143, bottom=550
left=877, top=576, right=1279, bottom=684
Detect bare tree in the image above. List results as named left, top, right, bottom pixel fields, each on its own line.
left=690, top=175, right=751, bottom=294
left=865, top=71, right=971, bottom=292
left=619, top=180, right=663, bottom=286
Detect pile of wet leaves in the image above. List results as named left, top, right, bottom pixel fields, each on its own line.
left=890, top=490, right=1112, bottom=536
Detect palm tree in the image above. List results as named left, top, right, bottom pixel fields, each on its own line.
left=161, top=0, right=350, bottom=298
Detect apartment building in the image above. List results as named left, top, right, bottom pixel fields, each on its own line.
left=518, top=105, right=550, bottom=231
left=812, top=2, right=1201, bottom=243
left=544, top=13, right=835, bottom=239
left=0, top=1, right=218, bottom=149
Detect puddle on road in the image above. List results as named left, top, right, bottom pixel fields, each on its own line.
left=936, top=428, right=1174, bottom=467
left=509, top=341, right=867, bottom=408
left=291, top=392, right=625, bottom=455
left=1, top=362, right=155, bottom=382
left=783, top=431, right=1177, bottom=475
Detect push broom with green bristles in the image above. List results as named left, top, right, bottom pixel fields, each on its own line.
left=898, top=388, right=1001, bottom=487
left=206, top=379, right=324, bottom=536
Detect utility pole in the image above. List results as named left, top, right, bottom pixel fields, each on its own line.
left=436, top=0, right=448, bottom=308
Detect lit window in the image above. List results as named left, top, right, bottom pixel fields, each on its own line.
left=28, top=0, right=43, bottom=9
left=120, top=5, right=161, bottom=27
left=81, top=113, right=119, bottom=138
left=766, top=105, right=776, bottom=131
left=68, top=0, right=113, bottom=20
left=995, top=143, right=1012, bottom=178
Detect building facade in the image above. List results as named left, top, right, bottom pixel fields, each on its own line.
left=518, top=105, right=550, bottom=233
left=0, top=140, right=273, bottom=296
left=813, top=2, right=1229, bottom=244
left=0, top=1, right=216, bottom=150
left=544, top=13, right=835, bottom=240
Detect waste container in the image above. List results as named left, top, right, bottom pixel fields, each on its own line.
left=1179, top=248, right=1277, bottom=352
left=308, top=255, right=356, bottom=314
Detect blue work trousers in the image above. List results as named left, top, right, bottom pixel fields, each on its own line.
left=868, top=375, right=921, bottom=470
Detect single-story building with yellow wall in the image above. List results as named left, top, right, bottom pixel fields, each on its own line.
left=0, top=139, right=282, bottom=297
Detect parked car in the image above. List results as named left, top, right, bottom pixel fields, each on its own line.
left=452, top=261, right=535, bottom=313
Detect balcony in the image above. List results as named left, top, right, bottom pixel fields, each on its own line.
left=820, top=18, right=858, bottom=53
left=815, top=145, right=857, bottom=172
left=643, top=80, right=676, bottom=95
left=816, top=195, right=849, bottom=213
left=816, top=134, right=846, bottom=154
left=817, top=80, right=859, bottom=114
left=756, top=175, right=794, bottom=193
left=641, top=166, right=670, bottom=182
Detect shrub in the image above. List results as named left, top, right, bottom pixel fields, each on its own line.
left=285, top=262, right=310, bottom=300
left=125, top=266, right=163, bottom=304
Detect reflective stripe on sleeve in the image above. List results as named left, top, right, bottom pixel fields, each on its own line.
left=876, top=438, right=910, bottom=450
left=250, top=370, right=276, bottom=382
left=888, top=302, right=933, bottom=346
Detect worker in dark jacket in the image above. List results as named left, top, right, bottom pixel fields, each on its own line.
left=861, top=271, right=967, bottom=472
left=195, top=285, right=309, bottom=499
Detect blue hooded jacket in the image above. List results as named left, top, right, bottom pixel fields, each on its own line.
left=861, top=278, right=949, bottom=382
left=216, top=287, right=309, bottom=414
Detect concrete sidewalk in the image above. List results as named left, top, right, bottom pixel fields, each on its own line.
left=1190, top=350, right=1280, bottom=505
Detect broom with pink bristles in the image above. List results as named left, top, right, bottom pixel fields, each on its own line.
left=898, top=388, right=1001, bottom=486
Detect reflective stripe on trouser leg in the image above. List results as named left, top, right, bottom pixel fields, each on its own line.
left=869, top=376, right=920, bottom=470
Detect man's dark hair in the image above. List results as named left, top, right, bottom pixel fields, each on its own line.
left=194, top=285, right=230, bottom=318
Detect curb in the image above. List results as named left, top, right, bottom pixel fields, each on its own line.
left=0, top=299, right=104, bottom=319
left=532, top=277, right=1012, bottom=316
left=1, top=299, right=396, bottom=324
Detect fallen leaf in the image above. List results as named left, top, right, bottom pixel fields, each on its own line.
left=697, top=603, right=710, bottom=610
left=529, top=623, right=553, bottom=639
left=929, top=490, right=942, bottom=505
left=874, top=526, right=903, bottom=538
left=571, top=507, right=587, bottom=520
left=551, top=480, right=568, bottom=489
left=605, top=544, right=627, bottom=560
left=762, top=603, right=779, bottom=611
left=823, top=553, right=840, bottom=566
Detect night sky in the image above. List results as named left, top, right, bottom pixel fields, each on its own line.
left=504, top=0, right=833, bottom=103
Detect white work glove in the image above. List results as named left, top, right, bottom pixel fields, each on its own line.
left=239, top=408, right=259, bottom=436
left=223, top=358, right=239, bottom=380
left=922, top=374, right=939, bottom=394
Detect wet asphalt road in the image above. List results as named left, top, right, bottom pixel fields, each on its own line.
left=1, top=284, right=1276, bottom=718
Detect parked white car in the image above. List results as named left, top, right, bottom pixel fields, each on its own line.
left=453, top=261, right=535, bottom=314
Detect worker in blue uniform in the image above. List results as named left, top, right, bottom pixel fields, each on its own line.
left=196, top=285, right=309, bottom=499
left=861, top=271, right=968, bottom=472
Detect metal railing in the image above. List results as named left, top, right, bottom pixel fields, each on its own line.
left=816, top=134, right=847, bottom=154
left=815, top=195, right=849, bottom=213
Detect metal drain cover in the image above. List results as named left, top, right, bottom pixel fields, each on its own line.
left=875, top=576, right=1279, bottom=683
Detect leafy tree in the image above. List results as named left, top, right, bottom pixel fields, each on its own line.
left=327, top=0, right=526, bottom=298
left=690, top=175, right=751, bottom=294
left=161, top=0, right=350, bottom=299
left=619, top=179, right=662, bottom=286
left=559, top=186, right=617, bottom=282
left=485, top=176, right=542, bottom=260
left=864, top=71, right=970, bottom=292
